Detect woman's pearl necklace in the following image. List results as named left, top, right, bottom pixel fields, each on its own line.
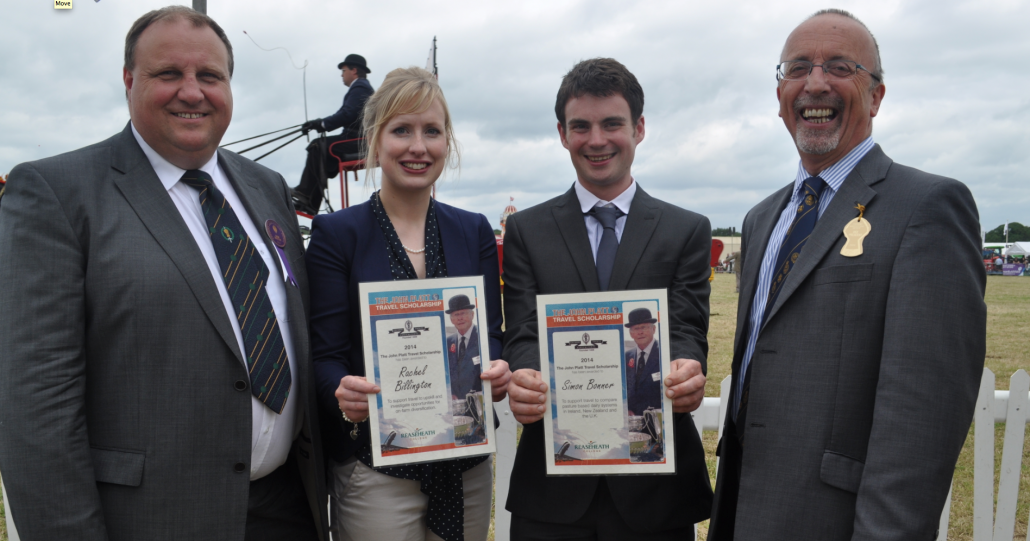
left=403, top=245, right=426, bottom=254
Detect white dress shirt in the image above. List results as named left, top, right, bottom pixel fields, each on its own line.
left=574, top=180, right=637, bottom=262
left=635, top=339, right=656, bottom=366
left=132, top=124, right=300, bottom=480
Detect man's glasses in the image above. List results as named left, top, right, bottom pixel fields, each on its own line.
left=776, top=60, right=882, bottom=82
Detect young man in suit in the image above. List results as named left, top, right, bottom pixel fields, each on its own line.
left=293, top=54, right=375, bottom=214
left=707, top=10, right=986, bottom=541
left=446, top=294, right=484, bottom=399
left=503, top=57, right=714, bottom=541
left=0, top=7, right=327, bottom=540
left=624, top=308, right=662, bottom=416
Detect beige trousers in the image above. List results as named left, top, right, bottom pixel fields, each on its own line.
left=329, top=456, right=493, bottom=541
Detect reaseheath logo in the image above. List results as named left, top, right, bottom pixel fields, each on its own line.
left=54, top=0, right=72, bottom=8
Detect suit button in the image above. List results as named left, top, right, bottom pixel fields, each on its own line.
left=234, top=380, right=248, bottom=391
left=234, top=462, right=247, bottom=473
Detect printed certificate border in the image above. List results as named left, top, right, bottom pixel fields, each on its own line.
left=359, top=276, right=496, bottom=467
left=538, top=289, right=676, bottom=475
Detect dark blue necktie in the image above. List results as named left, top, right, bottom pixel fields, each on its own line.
left=589, top=205, right=624, bottom=291
left=180, top=170, right=292, bottom=414
left=736, top=176, right=826, bottom=442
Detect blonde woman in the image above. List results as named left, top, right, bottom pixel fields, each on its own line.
left=306, top=67, right=510, bottom=541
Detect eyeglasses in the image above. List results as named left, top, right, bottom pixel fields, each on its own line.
left=776, top=60, right=882, bottom=83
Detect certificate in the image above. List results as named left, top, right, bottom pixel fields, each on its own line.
left=537, top=289, right=676, bottom=475
left=359, top=276, right=496, bottom=466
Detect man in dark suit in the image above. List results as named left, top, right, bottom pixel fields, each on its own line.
left=0, top=7, right=327, bottom=540
left=292, top=54, right=375, bottom=214
left=624, top=308, right=662, bottom=416
left=707, top=9, right=986, bottom=541
left=503, top=57, right=713, bottom=540
left=446, top=294, right=484, bottom=399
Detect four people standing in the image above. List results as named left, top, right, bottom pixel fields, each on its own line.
left=0, top=5, right=990, bottom=541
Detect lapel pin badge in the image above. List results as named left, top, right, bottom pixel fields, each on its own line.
left=265, top=219, right=298, bottom=286
left=840, top=203, right=871, bottom=257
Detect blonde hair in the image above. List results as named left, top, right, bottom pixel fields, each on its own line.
left=362, top=67, right=460, bottom=185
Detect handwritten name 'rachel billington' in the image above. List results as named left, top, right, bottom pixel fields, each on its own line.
left=396, top=365, right=432, bottom=393
left=562, top=379, right=616, bottom=391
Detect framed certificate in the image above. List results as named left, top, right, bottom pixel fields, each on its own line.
left=537, top=289, right=676, bottom=475
left=359, top=276, right=496, bottom=467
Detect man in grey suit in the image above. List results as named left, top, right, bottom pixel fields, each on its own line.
left=707, top=9, right=986, bottom=541
left=0, top=7, right=327, bottom=540
left=503, top=58, right=713, bottom=540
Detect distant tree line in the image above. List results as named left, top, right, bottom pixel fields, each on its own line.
left=712, top=227, right=741, bottom=237
left=985, top=222, right=1030, bottom=242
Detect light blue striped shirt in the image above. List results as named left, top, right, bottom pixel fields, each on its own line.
left=735, top=137, right=875, bottom=417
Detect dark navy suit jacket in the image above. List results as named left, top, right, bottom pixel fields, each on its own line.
left=625, top=339, right=661, bottom=415
left=306, top=199, right=503, bottom=462
left=322, top=78, right=374, bottom=135
left=447, top=325, right=483, bottom=399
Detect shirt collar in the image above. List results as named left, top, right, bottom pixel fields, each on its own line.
left=793, top=136, right=875, bottom=198
left=459, top=325, right=475, bottom=342
left=131, top=122, right=220, bottom=192
left=639, top=339, right=656, bottom=357
left=575, top=179, right=636, bottom=215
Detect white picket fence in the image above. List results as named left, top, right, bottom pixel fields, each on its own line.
left=3, top=368, right=1026, bottom=541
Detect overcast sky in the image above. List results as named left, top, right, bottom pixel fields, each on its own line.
left=2, top=0, right=1028, bottom=234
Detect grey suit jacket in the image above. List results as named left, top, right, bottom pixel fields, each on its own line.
left=0, top=123, right=328, bottom=540
left=708, top=145, right=986, bottom=541
left=502, top=185, right=714, bottom=532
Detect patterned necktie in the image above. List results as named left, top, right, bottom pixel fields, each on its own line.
left=636, top=350, right=647, bottom=384
left=180, top=170, right=292, bottom=414
left=589, top=205, right=625, bottom=291
left=458, top=336, right=466, bottom=362
left=736, top=176, right=827, bottom=442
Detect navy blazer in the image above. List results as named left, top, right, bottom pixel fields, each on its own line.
left=625, top=340, right=661, bottom=416
left=306, top=199, right=503, bottom=462
left=322, top=78, right=374, bottom=134
left=447, top=325, right=484, bottom=399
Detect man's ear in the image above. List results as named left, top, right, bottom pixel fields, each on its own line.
left=123, top=67, right=134, bottom=102
left=634, top=115, right=646, bottom=144
left=869, top=83, right=886, bottom=118
left=558, top=121, right=570, bottom=150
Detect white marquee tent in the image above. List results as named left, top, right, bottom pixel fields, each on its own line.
left=1003, top=242, right=1030, bottom=256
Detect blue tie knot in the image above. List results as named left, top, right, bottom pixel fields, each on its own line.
left=589, top=205, right=624, bottom=230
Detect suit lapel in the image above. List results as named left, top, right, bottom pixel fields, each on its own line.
left=436, top=202, right=473, bottom=276
left=733, top=186, right=791, bottom=361
left=219, top=151, right=312, bottom=401
left=761, top=146, right=890, bottom=326
left=551, top=187, right=599, bottom=291
left=111, top=129, right=243, bottom=363
left=608, top=187, right=660, bottom=291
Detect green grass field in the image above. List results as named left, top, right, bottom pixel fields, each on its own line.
left=1, top=275, right=1026, bottom=541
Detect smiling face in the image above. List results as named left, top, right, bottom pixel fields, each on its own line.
left=449, top=308, right=474, bottom=335
left=123, top=18, right=232, bottom=170
left=559, top=93, right=645, bottom=201
left=377, top=98, right=448, bottom=193
left=629, top=323, right=656, bottom=350
left=777, top=14, right=885, bottom=173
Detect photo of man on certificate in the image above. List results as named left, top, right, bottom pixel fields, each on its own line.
left=445, top=292, right=487, bottom=446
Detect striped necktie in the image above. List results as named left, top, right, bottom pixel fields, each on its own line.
left=180, top=170, right=292, bottom=414
left=736, top=176, right=827, bottom=442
